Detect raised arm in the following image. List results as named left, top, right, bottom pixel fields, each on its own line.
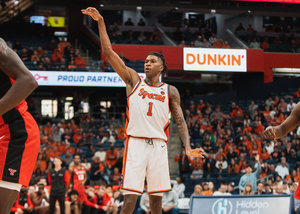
left=0, top=38, right=38, bottom=116
left=264, top=102, right=300, bottom=139
left=81, top=7, right=140, bottom=88
left=169, top=85, right=204, bottom=158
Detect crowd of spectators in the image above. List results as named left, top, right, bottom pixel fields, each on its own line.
left=237, top=22, right=300, bottom=52
left=173, top=87, right=300, bottom=204
left=6, top=37, right=87, bottom=71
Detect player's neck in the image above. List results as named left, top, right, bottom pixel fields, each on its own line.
left=54, top=166, right=62, bottom=171
left=145, top=76, right=161, bottom=87
left=75, top=163, right=81, bottom=168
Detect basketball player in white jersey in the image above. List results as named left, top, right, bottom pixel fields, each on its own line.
left=82, top=7, right=205, bottom=214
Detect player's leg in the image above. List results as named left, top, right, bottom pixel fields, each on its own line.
left=0, top=185, right=20, bottom=214
left=147, top=139, right=172, bottom=214
left=58, top=194, right=65, bottom=214
left=49, top=194, right=57, bottom=214
left=78, top=200, right=84, bottom=214
left=149, top=194, right=163, bottom=214
left=120, top=138, right=148, bottom=214
left=120, top=194, right=138, bottom=214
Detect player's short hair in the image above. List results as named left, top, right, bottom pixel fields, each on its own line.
left=68, top=190, right=79, bottom=197
left=73, top=153, right=81, bottom=159
left=148, top=52, right=168, bottom=73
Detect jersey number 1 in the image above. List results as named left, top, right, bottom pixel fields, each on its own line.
left=147, top=102, right=153, bottom=116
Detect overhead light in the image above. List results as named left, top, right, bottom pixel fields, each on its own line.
left=211, top=9, right=216, bottom=14
left=136, top=6, right=142, bottom=11
left=248, top=10, right=251, bottom=13
left=273, top=68, right=300, bottom=73
left=100, top=4, right=104, bottom=7
left=14, top=0, right=19, bottom=5
left=175, top=7, right=179, bottom=10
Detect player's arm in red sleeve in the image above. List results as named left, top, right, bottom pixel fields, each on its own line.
left=48, top=172, right=52, bottom=185
left=169, top=85, right=205, bottom=158
left=0, top=38, right=38, bottom=116
left=83, top=194, right=98, bottom=208
left=81, top=8, right=140, bottom=89
left=64, top=170, right=70, bottom=187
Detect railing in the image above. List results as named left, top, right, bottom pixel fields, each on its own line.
left=0, top=0, right=34, bottom=24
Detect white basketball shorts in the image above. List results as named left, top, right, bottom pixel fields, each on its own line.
left=121, top=137, right=171, bottom=194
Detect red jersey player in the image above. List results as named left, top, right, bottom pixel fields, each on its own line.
left=0, top=37, right=39, bottom=214
left=69, top=153, right=87, bottom=213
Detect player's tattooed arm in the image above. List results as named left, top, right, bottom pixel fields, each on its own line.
left=170, top=86, right=205, bottom=158
left=170, top=86, right=204, bottom=158
left=169, top=85, right=190, bottom=149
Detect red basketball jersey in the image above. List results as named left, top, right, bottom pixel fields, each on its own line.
left=72, top=165, right=86, bottom=191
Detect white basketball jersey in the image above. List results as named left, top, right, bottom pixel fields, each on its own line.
left=125, top=79, right=170, bottom=141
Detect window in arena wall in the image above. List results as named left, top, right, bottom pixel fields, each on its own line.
left=65, top=101, right=74, bottom=120
left=41, top=99, right=58, bottom=117
left=81, top=101, right=89, bottom=113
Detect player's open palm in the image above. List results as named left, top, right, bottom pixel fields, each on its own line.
left=81, top=7, right=103, bottom=21
left=263, top=126, right=276, bottom=139
left=186, top=148, right=205, bottom=158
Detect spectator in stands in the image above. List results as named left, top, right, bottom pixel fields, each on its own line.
left=247, top=24, right=255, bottom=32
left=138, top=190, right=150, bottom=214
left=13, top=40, right=22, bottom=50
left=287, top=99, right=296, bottom=112
left=278, top=98, right=287, bottom=112
left=27, top=45, right=34, bottom=59
left=75, top=53, right=86, bottom=68
left=78, top=133, right=91, bottom=147
left=59, top=37, right=68, bottom=51
left=20, top=47, right=29, bottom=61
left=171, top=177, right=186, bottom=198
left=150, top=29, right=161, bottom=41
left=138, top=18, right=146, bottom=26
left=110, top=167, right=122, bottom=184
left=52, top=49, right=63, bottom=63
left=250, top=38, right=260, bottom=49
left=255, top=182, right=264, bottom=195
left=31, top=50, right=40, bottom=62
left=239, top=154, right=261, bottom=192
left=105, top=145, right=118, bottom=173
left=275, top=157, right=289, bottom=180
left=44, top=37, right=57, bottom=51
left=184, top=28, right=195, bottom=41
left=203, top=38, right=210, bottom=48
left=242, top=183, right=255, bottom=195
left=124, top=18, right=134, bottom=26
left=58, top=58, right=67, bottom=71
left=162, top=190, right=179, bottom=214
left=191, top=164, right=203, bottom=179
left=228, top=182, right=239, bottom=195
left=192, top=185, right=203, bottom=196
left=236, top=23, right=245, bottom=32
left=222, top=41, right=230, bottom=48
left=178, top=40, right=186, bottom=47
left=73, top=129, right=83, bottom=144
left=174, top=149, right=192, bottom=175
left=94, top=146, right=106, bottom=162
left=209, top=33, right=217, bottom=46
left=193, top=36, right=203, bottom=47
left=215, top=155, right=228, bottom=169
left=213, top=182, right=231, bottom=196
left=138, top=31, right=147, bottom=43
left=202, top=181, right=215, bottom=195
left=90, top=157, right=105, bottom=186
left=274, top=184, right=285, bottom=195
left=249, top=100, right=258, bottom=118
left=101, top=131, right=116, bottom=144
left=261, top=38, right=270, bottom=51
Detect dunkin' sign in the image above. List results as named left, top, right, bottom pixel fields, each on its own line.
left=183, top=48, right=247, bottom=72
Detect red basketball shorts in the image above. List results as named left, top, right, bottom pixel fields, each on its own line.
left=0, top=111, right=40, bottom=187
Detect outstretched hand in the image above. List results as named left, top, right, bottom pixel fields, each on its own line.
left=81, top=7, right=103, bottom=21
left=186, top=148, right=205, bottom=158
left=263, top=126, right=276, bottom=140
